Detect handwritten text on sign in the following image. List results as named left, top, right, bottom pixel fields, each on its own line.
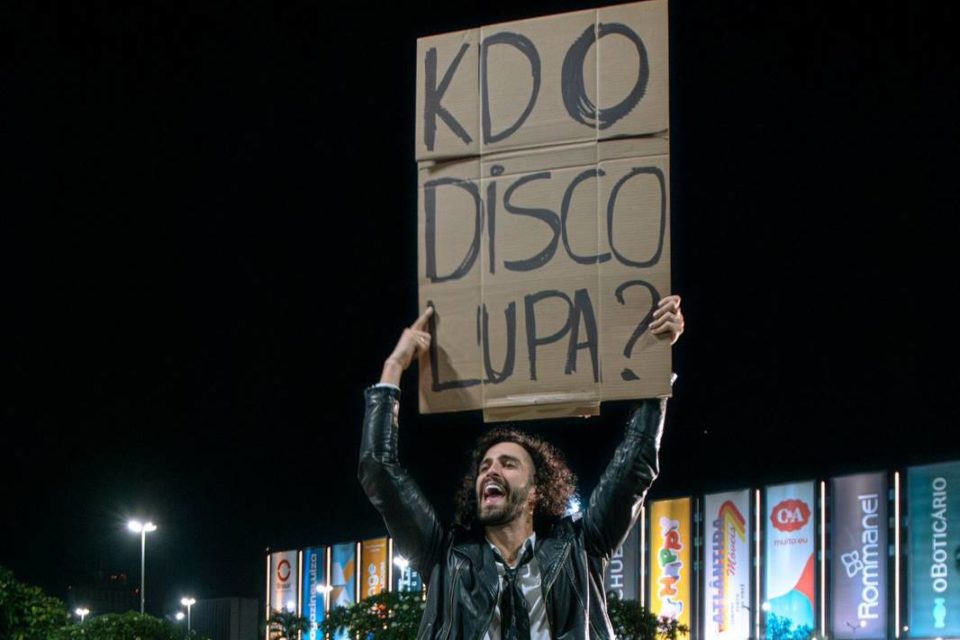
left=415, top=2, right=671, bottom=419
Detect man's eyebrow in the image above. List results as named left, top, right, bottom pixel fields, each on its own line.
left=480, top=453, right=522, bottom=466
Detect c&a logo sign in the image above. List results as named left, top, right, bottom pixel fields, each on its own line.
left=277, top=559, right=291, bottom=583
left=770, top=499, right=811, bottom=532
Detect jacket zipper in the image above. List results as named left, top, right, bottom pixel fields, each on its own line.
left=541, top=540, right=570, bottom=597
left=439, top=557, right=464, bottom=640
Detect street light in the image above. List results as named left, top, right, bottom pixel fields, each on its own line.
left=75, top=607, right=90, bottom=623
left=175, top=611, right=185, bottom=621
left=127, top=520, right=157, bottom=614
left=181, top=597, right=196, bottom=633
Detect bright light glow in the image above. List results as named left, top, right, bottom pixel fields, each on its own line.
left=127, top=520, right=157, bottom=533
left=175, top=612, right=185, bottom=621
left=761, top=601, right=772, bottom=613
left=316, top=584, right=333, bottom=594
left=181, top=597, right=196, bottom=607
left=393, top=555, right=410, bottom=571
left=860, top=621, right=867, bottom=628
left=566, top=496, right=581, bottom=515
left=903, top=626, right=909, bottom=632
left=286, top=600, right=296, bottom=612
left=75, top=608, right=89, bottom=617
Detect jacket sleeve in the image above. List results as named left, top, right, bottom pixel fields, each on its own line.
left=357, top=385, right=445, bottom=577
left=582, top=397, right=666, bottom=560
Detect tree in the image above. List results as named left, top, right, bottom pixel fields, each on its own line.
left=764, top=613, right=813, bottom=640
left=606, top=593, right=691, bottom=640
left=265, top=609, right=311, bottom=640
left=0, top=565, right=70, bottom=640
left=320, top=591, right=425, bottom=640
left=55, top=611, right=210, bottom=640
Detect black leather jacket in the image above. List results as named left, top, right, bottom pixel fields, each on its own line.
left=358, top=385, right=666, bottom=640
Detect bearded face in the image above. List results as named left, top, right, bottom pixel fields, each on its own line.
left=475, top=441, right=537, bottom=526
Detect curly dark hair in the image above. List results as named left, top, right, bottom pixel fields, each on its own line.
left=454, top=427, right=577, bottom=529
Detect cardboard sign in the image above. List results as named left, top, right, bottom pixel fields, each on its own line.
left=416, top=1, right=671, bottom=420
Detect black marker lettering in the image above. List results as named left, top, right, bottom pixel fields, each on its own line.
left=426, top=300, right=481, bottom=391
left=481, top=32, right=541, bottom=144
left=523, top=290, right=573, bottom=381
left=561, top=167, right=611, bottom=265
left=566, top=288, right=599, bottom=382
left=503, top=172, right=560, bottom=272
left=613, top=281, right=660, bottom=381
left=424, top=44, right=474, bottom=151
left=608, top=167, right=665, bottom=268
left=423, top=177, right=483, bottom=283
left=486, top=178, right=497, bottom=275
left=596, top=23, right=649, bottom=130
left=480, top=302, right=516, bottom=383
left=561, top=23, right=649, bottom=130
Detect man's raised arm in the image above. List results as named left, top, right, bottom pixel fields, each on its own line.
left=582, top=295, right=684, bottom=560
left=358, top=308, right=444, bottom=576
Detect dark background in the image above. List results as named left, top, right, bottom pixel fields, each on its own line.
left=3, top=0, right=958, bottom=620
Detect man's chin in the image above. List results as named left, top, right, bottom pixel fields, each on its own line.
left=477, top=506, right=517, bottom=526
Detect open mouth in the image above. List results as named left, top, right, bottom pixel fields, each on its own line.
left=481, top=481, right=506, bottom=506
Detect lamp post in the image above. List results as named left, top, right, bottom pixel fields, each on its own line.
left=127, top=520, right=157, bottom=614
left=75, top=607, right=90, bottom=623
left=181, top=597, right=196, bottom=633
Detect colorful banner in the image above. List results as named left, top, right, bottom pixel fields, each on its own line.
left=649, top=498, right=692, bottom=626
left=361, top=537, right=389, bottom=600
left=764, top=481, right=816, bottom=638
left=830, top=473, right=887, bottom=639
left=268, top=550, right=299, bottom=615
left=907, top=461, right=960, bottom=638
left=330, top=542, right=357, bottom=640
left=703, top=490, right=751, bottom=640
left=392, top=553, right=423, bottom=593
left=606, top=520, right=641, bottom=601
left=301, top=546, right=327, bottom=640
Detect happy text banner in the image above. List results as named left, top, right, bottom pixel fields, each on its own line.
left=649, top=497, right=691, bottom=627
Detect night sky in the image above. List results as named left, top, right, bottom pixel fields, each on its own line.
left=3, top=0, right=958, bottom=622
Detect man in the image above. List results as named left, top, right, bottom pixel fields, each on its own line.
left=359, top=296, right=684, bottom=640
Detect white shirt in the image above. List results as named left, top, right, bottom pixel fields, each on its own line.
left=483, top=533, right=550, bottom=640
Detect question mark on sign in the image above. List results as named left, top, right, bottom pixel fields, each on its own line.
left=614, top=280, right=660, bottom=381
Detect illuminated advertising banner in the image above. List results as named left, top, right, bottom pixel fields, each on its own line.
left=268, top=550, right=299, bottom=614
left=649, top=498, right=692, bottom=627
left=703, top=490, right=751, bottom=640
left=301, top=546, right=327, bottom=640
left=830, top=473, right=887, bottom=639
left=330, top=542, right=357, bottom=640
left=606, top=521, right=640, bottom=601
left=764, top=481, right=816, bottom=638
left=360, top=537, right=389, bottom=600
left=907, top=461, right=960, bottom=638
left=392, top=554, right=423, bottom=593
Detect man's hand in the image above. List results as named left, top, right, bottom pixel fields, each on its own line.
left=380, top=307, right=434, bottom=387
left=649, top=294, right=684, bottom=345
